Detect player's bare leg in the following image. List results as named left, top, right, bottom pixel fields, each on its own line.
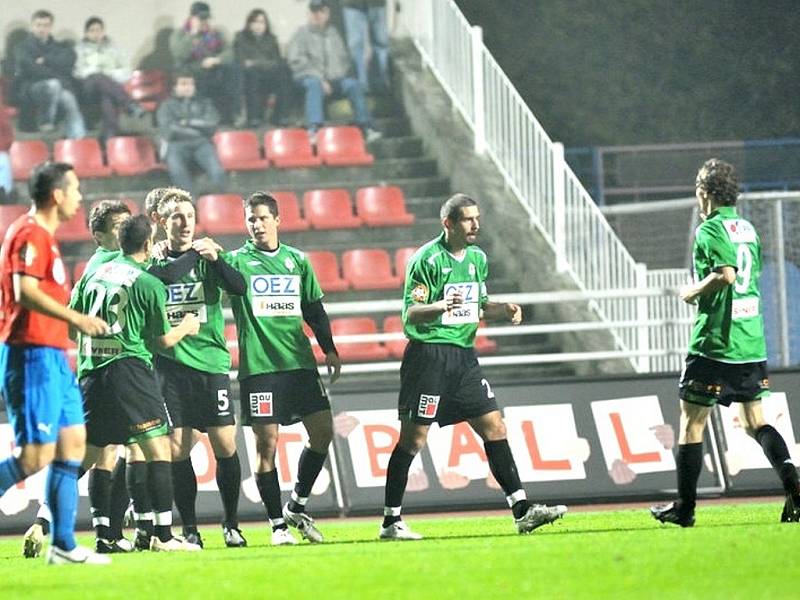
left=207, top=424, right=246, bottom=546
left=252, top=423, right=296, bottom=545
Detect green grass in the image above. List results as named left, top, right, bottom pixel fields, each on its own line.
left=1, top=503, right=797, bottom=599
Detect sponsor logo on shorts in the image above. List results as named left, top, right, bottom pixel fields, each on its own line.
left=250, top=392, right=273, bottom=417
left=688, top=380, right=722, bottom=397
left=131, top=418, right=162, bottom=433
left=759, top=378, right=770, bottom=390
left=418, top=394, right=440, bottom=418
left=37, top=422, right=53, bottom=436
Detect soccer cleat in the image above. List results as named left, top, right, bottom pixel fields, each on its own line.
left=133, top=530, right=151, bottom=551
left=22, top=523, right=45, bottom=558
left=515, top=504, right=568, bottom=534
left=378, top=521, right=423, bottom=541
left=780, top=495, right=800, bottom=523
left=223, top=526, right=247, bottom=548
left=46, top=545, right=112, bottom=565
left=282, top=503, right=324, bottom=543
left=183, top=531, right=204, bottom=549
left=650, top=502, right=695, bottom=527
left=95, top=537, right=135, bottom=554
left=271, top=527, right=298, bottom=546
left=149, top=535, right=202, bottom=552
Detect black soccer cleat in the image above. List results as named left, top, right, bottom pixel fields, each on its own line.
left=223, top=526, right=247, bottom=548
left=183, top=531, right=204, bottom=549
left=95, top=537, right=135, bottom=554
left=780, top=495, right=800, bottom=523
left=134, top=530, right=152, bottom=551
left=650, top=501, right=695, bottom=527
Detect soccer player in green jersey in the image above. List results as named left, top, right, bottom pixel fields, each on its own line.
left=379, top=193, right=567, bottom=540
left=151, top=188, right=248, bottom=548
left=651, top=159, right=800, bottom=526
left=73, top=214, right=203, bottom=551
left=227, top=191, right=341, bottom=545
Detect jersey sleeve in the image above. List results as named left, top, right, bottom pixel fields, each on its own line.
left=696, top=222, right=737, bottom=271
left=142, top=280, right=171, bottom=339
left=8, top=227, right=51, bottom=279
left=300, top=253, right=324, bottom=304
left=405, top=254, right=436, bottom=305
left=479, top=257, right=489, bottom=307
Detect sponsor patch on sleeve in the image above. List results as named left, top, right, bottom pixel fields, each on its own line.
left=410, top=283, right=429, bottom=303
left=21, top=242, right=37, bottom=267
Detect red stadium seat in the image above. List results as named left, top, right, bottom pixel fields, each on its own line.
left=394, top=246, right=417, bottom=277
left=382, top=315, right=408, bottom=359
left=54, top=139, right=112, bottom=178
left=106, top=136, right=163, bottom=176
left=271, top=191, right=309, bottom=231
left=224, top=323, right=239, bottom=368
left=73, top=260, right=88, bottom=282
left=306, top=251, right=349, bottom=293
left=474, top=321, right=498, bottom=354
left=356, top=186, right=415, bottom=227
left=331, top=317, right=389, bottom=361
left=10, top=140, right=49, bottom=181
left=196, top=194, right=245, bottom=235
left=214, top=130, right=269, bottom=171
left=342, top=248, right=402, bottom=290
left=124, top=70, right=168, bottom=112
left=302, top=189, right=362, bottom=230
left=316, top=126, right=374, bottom=166
left=56, top=207, right=91, bottom=241
left=0, top=204, right=30, bottom=230
left=264, top=128, right=321, bottom=168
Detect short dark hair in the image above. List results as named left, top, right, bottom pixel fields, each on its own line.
left=31, top=10, right=53, bottom=22
left=696, top=158, right=739, bottom=206
left=440, top=193, right=478, bottom=222
left=84, top=16, right=104, bottom=32
left=119, top=214, right=153, bottom=255
left=89, top=200, right=131, bottom=236
left=29, top=161, right=74, bottom=208
left=309, top=0, right=331, bottom=12
left=245, top=191, right=278, bottom=217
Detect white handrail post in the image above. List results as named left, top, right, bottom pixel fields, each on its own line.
left=773, top=199, right=790, bottom=367
left=552, top=142, right=567, bottom=272
left=635, top=263, right=650, bottom=373
left=471, top=25, right=486, bottom=154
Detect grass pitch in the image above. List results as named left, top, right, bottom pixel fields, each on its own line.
left=0, top=502, right=797, bottom=599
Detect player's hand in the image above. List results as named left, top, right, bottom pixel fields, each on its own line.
left=325, top=350, right=341, bottom=384
left=74, top=314, right=110, bottom=337
left=650, top=424, right=675, bottom=450
left=505, top=303, right=522, bottom=324
left=151, top=239, right=169, bottom=260
left=444, top=291, right=464, bottom=312
left=180, top=313, right=201, bottom=335
left=192, top=237, right=219, bottom=261
left=679, top=284, right=699, bottom=305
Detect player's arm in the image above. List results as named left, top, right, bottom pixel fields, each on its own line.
left=15, top=274, right=108, bottom=336
left=154, top=313, right=200, bottom=349
left=208, top=253, right=246, bottom=295
left=406, top=294, right=463, bottom=324
left=679, top=266, right=736, bottom=304
left=482, top=301, right=522, bottom=324
left=147, top=250, right=201, bottom=284
left=302, top=300, right=340, bottom=383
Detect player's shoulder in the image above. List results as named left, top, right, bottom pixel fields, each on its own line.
left=9, top=216, right=50, bottom=246
left=413, top=237, right=445, bottom=266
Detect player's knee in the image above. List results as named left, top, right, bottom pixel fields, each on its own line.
left=18, top=445, right=56, bottom=475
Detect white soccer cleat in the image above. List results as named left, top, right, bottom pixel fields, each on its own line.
left=46, top=544, right=111, bottom=565
left=515, top=503, right=568, bottom=534
left=379, top=521, right=423, bottom=541
left=282, top=503, right=324, bottom=543
left=271, top=527, right=299, bottom=546
left=22, top=523, right=45, bottom=558
left=149, top=535, right=202, bottom=552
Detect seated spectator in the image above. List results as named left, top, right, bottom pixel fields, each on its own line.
left=156, top=71, right=226, bottom=197
left=233, top=9, right=293, bottom=128
left=0, top=109, right=12, bottom=202
left=75, top=16, right=146, bottom=140
left=12, top=9, right=86, bottom=138
left=287, top=0, right=382, bottom=143
left=341, top=0, right=390, bottom=94
left=170, top=2, right=238, bottom=125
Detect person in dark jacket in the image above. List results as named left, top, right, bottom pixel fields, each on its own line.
left=13, top=10, right=86, bottom=138
left=156, top=72, right=226, bottom=197
left=233, top=9, right=293, bottom=128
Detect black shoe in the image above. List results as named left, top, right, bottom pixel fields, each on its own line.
left=650, top=501, right=695, bottom=527
left=134, top=530, right=152, bottom=551
left=781, top=494, right=800, bottom=523
left=183, top=530, right=204, bottom=548
left=222, top=525, right=247, bottom=548
left=96, top=537, right=135, bottom=554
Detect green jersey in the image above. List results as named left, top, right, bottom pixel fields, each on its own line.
left=402, top=232, right=489, bottom=348
left=73, top=255, right=171, bottom=371
left=688, top=206, right=767, bottom=363
left=227, top=240, right=322, bottom=378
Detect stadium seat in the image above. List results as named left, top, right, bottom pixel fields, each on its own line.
left=394, top=246, right=418, bottom=277
left=271, top=191, right=309, bottom=231
left=382, top=315, right=408, bottom=359
left=0, top=204, right=30, bottom=230
left=124, top=69, right=168, bottom=112
left=54, top=139, right=112, bottom=178
left=306, top=251, right=349, bottom=293
left=10, top=140, right=49, bottom=180
left=106, top=136, right=163, bottom=176
left=196, top=194, right=245, bottom=235
left=224, top=323, right=239, bottom=369
left=56, top=206, right=91, bottom=241
left=331, top=317, right=389, bottom=361
left=342, top=248, right=403, bottom=290
left=303, top=189, right=362, bottom=230
left=475, top=321, right=498, bottom=354
left=356, top=186, right=415, bottom=227
left=73, top=260, right=88, bottom=282
left=264, top=128, right=321, bottom=168
left=214, top=130, right=269, bottom=171
left=316, top=126, right=374, bottom=166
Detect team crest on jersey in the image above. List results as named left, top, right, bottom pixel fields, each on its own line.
left=250, top=392, right=273, bottom=417
left=468, top=263, right=476, bottom=278
left=418, top=394, right=440, bottom=418
left=410, top=283, right=429, bottom=303
left=284, top=257, right=295, bottom=271
left=20, top=242, right=37, bottom=266
left=52, top=258, right=66, bottom=285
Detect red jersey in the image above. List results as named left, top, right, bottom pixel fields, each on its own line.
left=0, top=214, right=71, bottom=348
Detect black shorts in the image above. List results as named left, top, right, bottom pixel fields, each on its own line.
left=679, top=354, right=770, bottom=407
left=154, top=355, right=234, bottom=430
left=239, top=369, right=330, bottom=426
left=398, top=341, right=499, bottom=427
left=81, top=358, right=171, bottom=447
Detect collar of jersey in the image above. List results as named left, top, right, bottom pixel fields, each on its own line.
left=436, top=231, right=469, bottom=262
left=707, top=206, right=738, bottom=220
left=245, top=239, right=282, bottom=258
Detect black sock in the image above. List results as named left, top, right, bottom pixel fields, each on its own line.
left=382, top=447, right=416, bottom=527
left=255, top=470, right=285, bottom=529
left=108, top=458, right=129, bottom=540
left=125, top=461, right=153, bottom=536
left=289, top=448, right=327, bottom=513
left=215, top=453, right=242, bottom=528
left=755, top=425, right=800, bottom=496
left=676, top=443, right=703, bottom=513
left=484, top=439, right=530, bottom=518
left=88, top=468, right=112, bottom=540
left=34, top=515, right=50, bottom=536
left=171, top=459, right=198, bottom=532
left=148, top=461, right=175, bottom=542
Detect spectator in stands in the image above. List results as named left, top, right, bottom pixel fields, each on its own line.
left=156, top=71, right=226, bottom=197
left=0, top=109, right=12, bottom=202
left=233, top=9, right=293, bottom=128
left=341, top=0, right=390, bottom=95
left=75, top=16, right=146, bottom=140
left=12, top=10, right=86, bottom=138
left=287, top=0, right=382, bottom=143
left=170, top=2, right=238, bottom=125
